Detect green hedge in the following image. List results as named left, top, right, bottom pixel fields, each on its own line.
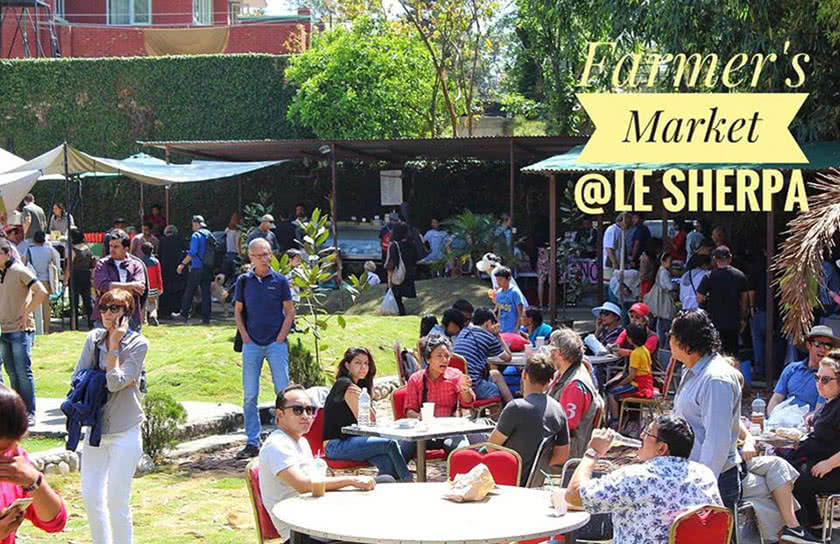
left=0, top=54, right=307, bottom=158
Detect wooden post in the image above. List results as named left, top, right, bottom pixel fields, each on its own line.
left=509, top=139, right=514, bottom=225
left=238, top=176, right=243, bottom=212
left=139, top=183, right=144, bottom=225
left=766, top=209, right=775, bottom=383
left=331, top=142, right=342, bottom=284
left=164, top=145, right=171, bottom=225
left=549, top=174, right=557, bottom=324
left=64, top=142, right=75, bottom=331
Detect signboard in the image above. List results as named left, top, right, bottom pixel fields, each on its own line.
left=380, top=170, right=403, bottom=206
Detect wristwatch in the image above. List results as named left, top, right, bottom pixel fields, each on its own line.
left=23, top=473, right=43, bottom=493
left=584, top=448, right=600, bottom=460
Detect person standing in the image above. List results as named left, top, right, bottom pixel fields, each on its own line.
left=68, top=227, right=94, bottom=329
left=629, top=212, right=650, bottom=266
left=686, top=220, right=705, bottom=257
left=234, top=238, right=295, bottom=459
left=174, top=216, right=213, bottom=324
left=247, top=214, right=278, bottom=254
left=101, top=218, right=126, bottom=258
left=129, top=223, right=158, bottom=259
left=143, top=204, right=166, bottom=234
left=223, top=213, right=241, bottom=285
left=140, top=243, right=163, bottom=327
left=274, top=210, right=297, bottom=253
left=92, top=230, right=147, bottom=332
left=157, top=225, right=185, bottom=320
left=0, top=238, right=48, bottom=424
left=696, top=246, right=749, bottom=357
left=670, top=309, right=743, bottom=508
left=602, top=213, right=627, bottom=282
left=22, top=231, right=60, bottom=334
left=48, top=202, right=74, bottom=236
left=74, top=288, right=147, bottom=544
left=21, top=194, right=46, bottom=242
left=385, top=223, right=418, bottom=316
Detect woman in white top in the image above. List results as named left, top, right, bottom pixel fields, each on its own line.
left=22, top=231, right=60, bottom=334
left=48, top=202, right=74, bottom=236
left=223, top=212, right=241, bottom=286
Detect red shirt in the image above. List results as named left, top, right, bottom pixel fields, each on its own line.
left=405, top=367, right=474, bottom=417
left=669, top=231, right=686, bottom=261
left=616, top=328, right=658, bottom=356
left=546, top=373, right=593, bottom=431
left=147, top=262, right=163, bottom=292
left=0, top=446, right=67, bottom=544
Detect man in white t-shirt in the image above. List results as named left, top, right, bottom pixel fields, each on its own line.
left=602, top=213, right=627, bottom=275
left=259, top=385, right=376, bottom=541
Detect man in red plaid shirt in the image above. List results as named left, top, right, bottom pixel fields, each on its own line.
left=400, top=334, right=475, bottom=461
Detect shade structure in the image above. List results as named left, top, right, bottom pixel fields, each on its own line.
left=0, top=169, right=40, bottom=214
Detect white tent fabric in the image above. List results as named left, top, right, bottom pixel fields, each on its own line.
left=3, top=144, right=285, bottom=186
left=0, top=170, right=40, bottom=215
left=0, top=147, right=25, bottom=172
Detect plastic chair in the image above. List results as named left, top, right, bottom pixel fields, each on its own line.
left=302, top=409, right=371, bottom=473
left=448, top=353, right=467, bottom=374
left=390, top=386, right=446, bottom=461
left=819, top=493, right=840, bottom=543
left=244, top=459, right=283, bottom=543
left=668, top=504, right=733, bottom=544
left=618, top=354, right=678, bottom=433
left=447, top=442, right=523, bottom=487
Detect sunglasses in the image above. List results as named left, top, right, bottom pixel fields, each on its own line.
left=283, top=405, right=316, bottom=416
left=812, top=341, right=834, bottom=350
left=815, top=375, right=838, bottom=385
left=99, top=304, right=126, bottom=314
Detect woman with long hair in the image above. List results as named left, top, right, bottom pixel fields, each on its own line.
left=322, top=347, right=412, bottom=481
left=68, top=227, right=94, bottom=328
left=0, top=385, right=66, bottom=543
left=74, top=288, right=148, bottom=543
left=385, top=223, right=418, bottom=316
left=48, top=202, right=74, bottom=236
left=223, top=212, right=241, bottom=286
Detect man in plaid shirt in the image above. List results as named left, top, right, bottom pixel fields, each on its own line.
left=400, top=334, right=475, bottom=461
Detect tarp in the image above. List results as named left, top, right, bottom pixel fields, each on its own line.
left=143, top=27, right=230, bottom=56
left=0, top=147, right=25, bottom=172
left=3, top=144, right=285, bottom=186
left=521, top=141, right=840, bottom=175
left=0, top=170, right=40, bottom=215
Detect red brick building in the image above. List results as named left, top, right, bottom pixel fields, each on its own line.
left=0, top=0, right=312, bottom=58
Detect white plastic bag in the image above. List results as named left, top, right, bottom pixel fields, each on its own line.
left=381, top=288, right=399, bottom=316
left=766, top=396, right=810, bottom=430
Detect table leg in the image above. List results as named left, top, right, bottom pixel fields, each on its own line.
left=416, top=439, right=427, bottom=482
left=565, top=530, right=578, bottom=544
left=290, top=530, right=306, bottom=544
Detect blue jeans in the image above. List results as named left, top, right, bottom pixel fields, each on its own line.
left=399, top=435, right=467, bottom=461
left=242, top=341, right=289, bottom=446
left=325, top=436, right=413, bottom=482
left=472, top=378, right=500, bottom=400
left=0, top=331, right=35, bottom=415
left=718, top=465, right=743, bottom=509
left=751, top=311, right=766, bottom=379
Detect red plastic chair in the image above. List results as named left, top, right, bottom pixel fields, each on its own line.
left=448, top=353, right=467, bottom=374
left=669, top=505, right=733, bottom=544
left=391, top=386, right=447, bottom=461
left=244, top=459, right=283, bottom=543
left=303, top=409, right=371, bottom=473
left=449, top=354, right=502, bottom=417
left=447, top=442, right=523, bottom=487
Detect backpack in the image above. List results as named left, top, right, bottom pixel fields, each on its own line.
left=201, top=229, right=217, bottom=269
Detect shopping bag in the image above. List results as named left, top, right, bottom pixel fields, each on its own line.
left=381, top=288, right=399, bottom=316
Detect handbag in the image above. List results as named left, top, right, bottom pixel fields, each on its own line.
left=644, top=280, right=677, bottom=319
left=387, top=242, right=406, bottom=286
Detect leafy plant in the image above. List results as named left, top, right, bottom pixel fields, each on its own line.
left=288, top=338, right=326, bottom=387
left=444, top=209, right=513, bottom=272
left=240, top=191, right=275, bottom=255
left=141, top=391, right=187, bottom=462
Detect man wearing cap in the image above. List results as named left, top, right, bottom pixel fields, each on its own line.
left=696, top=245, right=749, bottom=357
left=768, top=325, right=839, bottom=414
left=247, top=214, right=279, bottom=253
left=174, top=216, right=213, bottom=324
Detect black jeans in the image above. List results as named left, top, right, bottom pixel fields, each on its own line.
left=180, top=268, right=211, bottom=322
left=793, top=462, right=840, bottom=526
left=71, top=271, right=92, bottom=325
left=718, top=464, right=743, bottom=509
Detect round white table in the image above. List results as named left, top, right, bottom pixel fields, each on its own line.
left=275, top=482, right=590, bottom=544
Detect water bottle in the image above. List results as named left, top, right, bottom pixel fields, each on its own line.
left=358, top=388, right=371, bottom=427
left=611, top=433, right=643, bottom=449
left=751, top=393, right=766, bottom=431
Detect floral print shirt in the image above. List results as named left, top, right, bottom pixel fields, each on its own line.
left=579, top=455, right=722, bottom=544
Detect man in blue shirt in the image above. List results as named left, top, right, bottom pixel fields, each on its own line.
left=768, top=325, right=838, bottom=414
left=234, top=237, right=295, bottom=459
left=174, top=215, right=213, bottom=324
left=493, top=266, right=522, bottom=333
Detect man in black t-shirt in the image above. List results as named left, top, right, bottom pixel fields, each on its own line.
left=697, top=246, right=749, bottom=357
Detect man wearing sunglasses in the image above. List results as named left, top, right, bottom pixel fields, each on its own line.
left=768, top=325, right=839, bottom=415
left=260, top=384, right=375, bottom=542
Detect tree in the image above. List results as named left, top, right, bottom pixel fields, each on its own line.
left=285, top=17, right=442, bottom=138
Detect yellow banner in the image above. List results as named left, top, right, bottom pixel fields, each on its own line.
left=576, top=93, right=808, bottom=164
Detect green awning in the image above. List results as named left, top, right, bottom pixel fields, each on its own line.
left=521, top=141, right=840, bottom=175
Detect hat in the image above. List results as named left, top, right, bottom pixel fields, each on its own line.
left=191, top=215, right=207, bottom=227
left=629, top=302, right=650, bottom=316
left=712, top=245, right=732, bottom=259
left=3, top=224, right=21, bottom=233
left=364, top=260, right=376, bottom=272
left=259, top=214, right=275, bottom=227
left=592, top=301, right=622, bottom=319
left=113, top=217, right=126, bottom=225
left=806, top=325, right=840, bottom=346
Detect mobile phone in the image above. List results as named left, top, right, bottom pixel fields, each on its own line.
left=1, top=497, right=33, bottom=518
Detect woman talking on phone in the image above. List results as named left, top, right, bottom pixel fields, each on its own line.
left=73, top=288, right=148, bottom=544
left=0, top=385, right=66, bottom=543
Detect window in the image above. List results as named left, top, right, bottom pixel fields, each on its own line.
left=107, top=0, right=151, bottom=25
left=193, top=0, right=212, bottom=25
left=55, top=0, right=65, bottom=18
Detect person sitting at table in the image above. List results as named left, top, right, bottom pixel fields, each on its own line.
left=565, top=417, right=722, bottom=544
left=592, top=302, right=624, bottom=349
left=787, top=350, right=840, bottom=530
left=452, top=299, right=474, bottom=324
left=323, top=347, right=413, bottom=482
left=608, top=302, right=658, bottom=361
left=452, top=307, right=514, bottom=405
left=604, top=323, right=654, bottom=427
left=399, top=334, right=474, bottom=461
left=479, top=353, right=570, bottom=486
left=767, top=325, right=838, bottom=415
left=260, top=384, right=376, bottom=543
left=546, top=328, right=604, bottom=459
left=519, top=308, right=552, bottom=346
left=0, top=385, right=67, bottom=544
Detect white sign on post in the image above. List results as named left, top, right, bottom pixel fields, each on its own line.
left=380, top=170, right=403, bottom=206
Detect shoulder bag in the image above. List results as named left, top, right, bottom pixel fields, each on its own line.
left=388, top=242, right=406, bottom=286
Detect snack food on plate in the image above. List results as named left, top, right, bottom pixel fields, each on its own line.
left=774, top=427, right=803, bottom=440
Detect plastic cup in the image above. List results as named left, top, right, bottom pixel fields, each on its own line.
left=311, top=477, right=326, bottom=497
left=421, top=402, right=435, bottom=422
left=551, top=488, right=567, bottom=516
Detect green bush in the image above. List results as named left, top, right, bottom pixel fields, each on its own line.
left=141, top=391, right=188, bottom=461
left=288, top=338, right=326, bottom=388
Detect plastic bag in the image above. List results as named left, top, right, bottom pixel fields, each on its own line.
left=444, top=463, right=496, bottom=503
left=765, top=397, right=810, bottom=430
left=381, top=288, right=399, bottom=316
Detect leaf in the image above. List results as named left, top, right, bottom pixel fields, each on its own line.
left=337, top=315, right=346, bottom=328
left=319, top=343, right=329, bottom=351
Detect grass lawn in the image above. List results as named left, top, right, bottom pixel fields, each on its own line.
left=340, top=277, right=491, bottom=316
left=30, top=315, right=419, bottom=405
left=17, top=468, right=258, bottom=544
left=19, top=437, right=66, bottom=453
